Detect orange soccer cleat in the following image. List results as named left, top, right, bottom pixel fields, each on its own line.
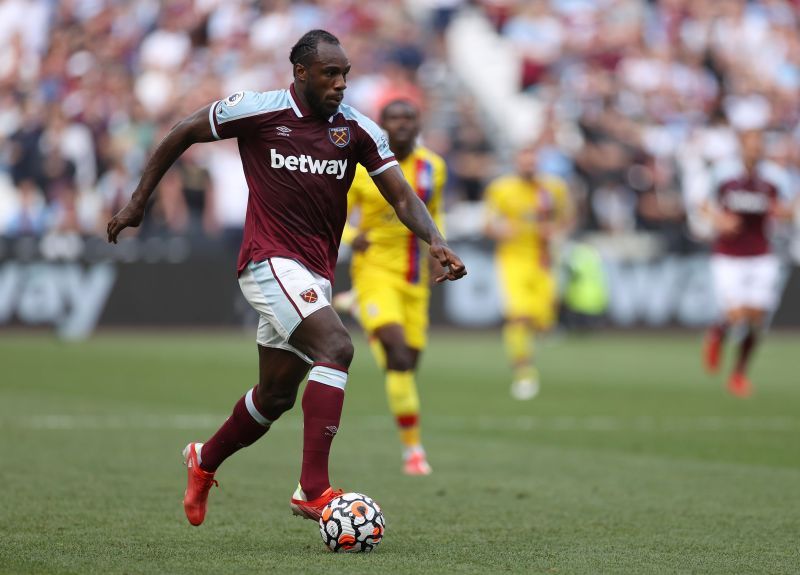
left=182, top=442, right=218, bottom=526
left=727, top=372, right=753, bottom=398
left=403, top=449, right=432, bottom=476
left=290, top=485, right=344, bottom=521
left=703, top=330, right=723, bottom=374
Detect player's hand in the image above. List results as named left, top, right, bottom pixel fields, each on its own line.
left=352, top=232, right=370, bottom=253
left=430, top=241, right=467, bottom=283
left=107, top=201, right=145, bottom=244
left=485, top=218, right=515, bottom=242
left=537, top=220, right=557, bottom=240
left=715, top=212, right=742, bottom=237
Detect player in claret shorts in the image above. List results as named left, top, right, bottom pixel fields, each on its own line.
left=106, top=29, right=466, bottom=526
left=701, top=129, right=796, bottom=397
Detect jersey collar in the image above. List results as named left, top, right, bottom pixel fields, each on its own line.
left=288, top=84, right=310, bottom=118
left=289, top=83, right=340, bottom=123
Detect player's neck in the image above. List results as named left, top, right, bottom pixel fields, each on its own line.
left=291, top=82, right=326, bottom=120
left=392, top=143, right=414, bottom=162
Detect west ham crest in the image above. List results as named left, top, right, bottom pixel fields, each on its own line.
left=328, top=126, right=350, bottom=148
left=300, top=288, right=319, bottom=303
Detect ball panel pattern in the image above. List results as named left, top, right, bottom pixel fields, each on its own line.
left=319, top=492, right=385, bottom=553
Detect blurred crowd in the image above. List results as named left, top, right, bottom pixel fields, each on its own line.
left=0, top=0, right=482, bottom=245
left=1, top=0, right=799, bottom=255
left=485, top=0, right=800, bottom=251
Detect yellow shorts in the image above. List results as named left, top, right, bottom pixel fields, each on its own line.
left=497, top=261, right=557, bottom=329
left=352, top=266, right=429, bottom=350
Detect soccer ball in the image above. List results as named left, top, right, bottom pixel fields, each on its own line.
left=319, top=492, right=385, bottom=553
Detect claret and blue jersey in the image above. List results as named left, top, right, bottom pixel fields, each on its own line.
left=210, top=85, right=397, bottom=282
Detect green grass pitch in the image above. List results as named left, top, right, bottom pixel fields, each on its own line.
left=1, top=330, right=798, bottom=574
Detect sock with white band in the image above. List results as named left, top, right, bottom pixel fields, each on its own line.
left=199, top=386, right=272, bottom=472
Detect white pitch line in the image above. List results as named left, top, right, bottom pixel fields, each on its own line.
left=1, top=414, right=798, bottom=432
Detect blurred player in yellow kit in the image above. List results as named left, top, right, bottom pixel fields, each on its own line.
left=340, top=99, right=446, bottom=474
left=484, top=145, right=573, bottom=400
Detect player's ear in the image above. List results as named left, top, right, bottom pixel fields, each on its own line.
left=294, top=62, right=307, bottom=82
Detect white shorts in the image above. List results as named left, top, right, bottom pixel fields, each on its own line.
left=710, top=254, right=780, bottom=312
left=238, top=258, right=332, bottom=363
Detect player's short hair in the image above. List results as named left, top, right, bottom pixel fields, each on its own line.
left=290, top=30, right=341, bottom=70
left=379, top=98, right=419, bottom=122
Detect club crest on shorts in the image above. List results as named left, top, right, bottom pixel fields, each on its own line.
left=328, top=126, right=350, bottom=148
left=300, top=288, right=318, bottom=303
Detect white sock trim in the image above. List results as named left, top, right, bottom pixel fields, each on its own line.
left=309, top=365, right=348, bottom=390
left=245, top=387, right=272, bottom=427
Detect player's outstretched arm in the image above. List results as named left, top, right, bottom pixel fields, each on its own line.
left=700, top=199, right=741, bottom=236
left=106, top=105, right=217, bottom=243
left=372, top=166, right=466, bottom=282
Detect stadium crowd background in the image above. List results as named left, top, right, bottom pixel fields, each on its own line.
left=1, top=0, right=799, bottom=262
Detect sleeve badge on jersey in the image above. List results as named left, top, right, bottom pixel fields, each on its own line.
left=224, top=91, right=245, bottom=107
left=300, top=288, right=319, bottom=303
left=328, top=126, right=350, bottom=148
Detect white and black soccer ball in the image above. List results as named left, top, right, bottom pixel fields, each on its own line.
left=319, top=492, right=385, bottom=553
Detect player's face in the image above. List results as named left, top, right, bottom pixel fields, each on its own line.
left=381, top=102, right=419, bottom=150
left=515, top=147, right=538, bottom=179
left=302, top=42, right=350, bottom=118
left=739, top=130, right=763, bottom=168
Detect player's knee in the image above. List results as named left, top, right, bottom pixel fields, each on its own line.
left=320, top=330, right=354, bottom=367
left=384, top=346, right=414, bottom=371
left=255, top=384, right=297, bottom=420
left=268, top=393, right=297, bottom=419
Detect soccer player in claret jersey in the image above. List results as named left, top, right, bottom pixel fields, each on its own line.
left=702, top=129, right=794, bottom=397
left=106, top=30, right=466, bottom=526
left=341, top=99, right=446, bottom=475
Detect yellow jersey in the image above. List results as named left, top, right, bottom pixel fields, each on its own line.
left=345, top=146, right=446, bottom=285
left=484, top=173, right=571, bottom=267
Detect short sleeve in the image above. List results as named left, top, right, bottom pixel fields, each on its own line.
left=759, top=161, right=791, bottom=201
left=210, top=91, right=267, bottom=140
left=544, top=175, right=572, bottom=222
left=345, top=107, right=397, bottom=176
left=484, top=179, right=502, bottom=214
left=710, top=159, right=741, bottom=200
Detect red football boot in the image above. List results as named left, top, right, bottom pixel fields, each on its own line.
left=403, top=448, right=433, bottom=476
left=182, top=442, right=218, bottom=526
left=290, top=485, right=344, bottom=521
left=727, top=372, right=753, bottom=398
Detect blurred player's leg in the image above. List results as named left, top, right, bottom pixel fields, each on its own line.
left=703, top=322, right=728, bottom=374
left=374, top=323, right=431, bottom=475
left=728, top=327, right=756, bottom=398
left=503, top=319, right=539, bottom=400
left=728, top=307, right=766, bottom=398
left=354, top=276, right=432, bottom=474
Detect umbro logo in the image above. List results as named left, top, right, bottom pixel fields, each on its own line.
left=324, top=425, right=338, bottom=437
left=276, top=126, right=291, bottom=137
